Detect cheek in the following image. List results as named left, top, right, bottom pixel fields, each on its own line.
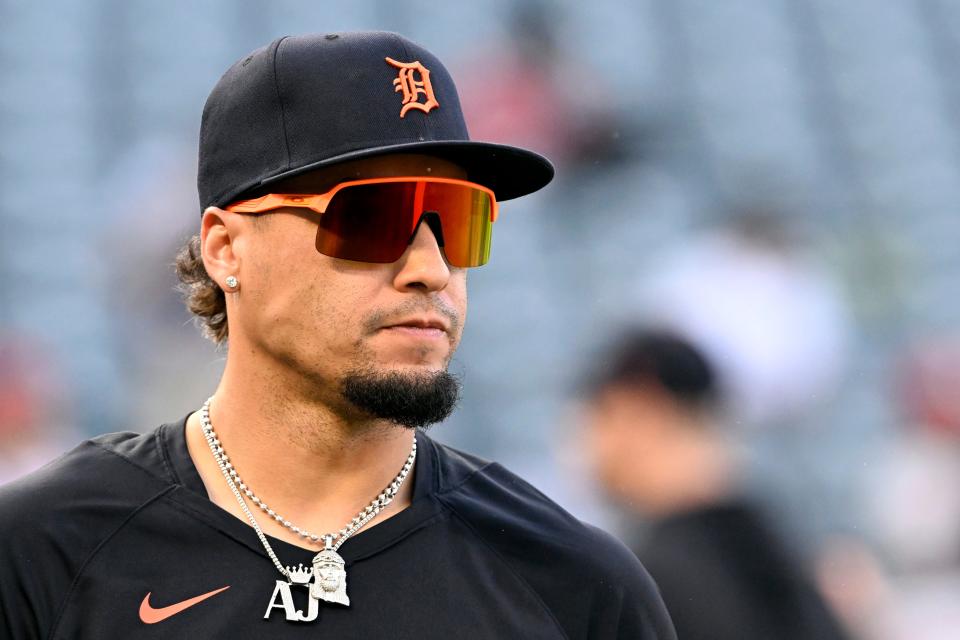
left=589, top=414, right=644, bottom=489
left=307, top=278, right=376, bottom=350
left=446, top=270, right=469, bottom=342
left=287, top=268, right=385, bottom=358
left=241, top=219, right=313, bottom=302
left=587, top=418, right=623, bottom=474
left=240, top=228, right=366, bottom=357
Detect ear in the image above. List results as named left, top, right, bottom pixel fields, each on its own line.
left=201, top=207, right=243, bottom=289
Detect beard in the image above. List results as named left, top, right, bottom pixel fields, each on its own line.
left=341, top=367, right=461, bottom=430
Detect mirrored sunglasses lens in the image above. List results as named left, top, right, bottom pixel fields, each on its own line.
left=423, top=183, right=493, bottom=267
left=315, top=181, right=494, bottom=267
left=316, top=183, right=415, bottom=263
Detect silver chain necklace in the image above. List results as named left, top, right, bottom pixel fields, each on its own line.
left=199, top=397, right=416, bottom=616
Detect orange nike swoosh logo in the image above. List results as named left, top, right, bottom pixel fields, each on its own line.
left=139, top=585, right=230, bottom=624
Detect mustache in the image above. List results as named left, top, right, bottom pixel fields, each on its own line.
left=362, top=298, right=462, bottom=334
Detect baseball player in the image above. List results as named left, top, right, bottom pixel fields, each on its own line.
left=0, top=32, right=676, bottom=639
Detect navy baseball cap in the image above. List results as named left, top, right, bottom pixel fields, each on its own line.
left=197, top=31, right=555, bottom=211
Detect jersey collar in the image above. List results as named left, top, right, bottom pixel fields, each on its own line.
left=160, top=415, right=445, bottom=565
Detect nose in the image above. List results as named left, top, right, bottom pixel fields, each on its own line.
left=392, top=218, right=452, bottom=292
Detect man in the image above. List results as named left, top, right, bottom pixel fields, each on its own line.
left=0, top=32, right=675, bottom=638
left=581, top=328, right=849, bottom=640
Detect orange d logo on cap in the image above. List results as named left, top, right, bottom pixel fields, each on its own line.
left=386, top=57, right=439, bottom=118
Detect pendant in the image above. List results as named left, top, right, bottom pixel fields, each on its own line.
left=263, top=539, right=351, bottom=622
left=264, top=567, right=319, bottom=622
left=309, top=547, right=350, bottom=606
left=263, top=552, right=350, bottom=622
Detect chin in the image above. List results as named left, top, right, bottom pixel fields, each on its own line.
left=385, top=365, right=448, bottom=380
left=380, top=346, right=451, bottom=363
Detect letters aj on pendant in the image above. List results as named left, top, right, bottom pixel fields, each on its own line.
left=263, top=558, right=349, bottom=623
left=265, top=580, right=320, bottom=622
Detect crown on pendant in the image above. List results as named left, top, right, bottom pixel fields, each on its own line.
left=287, top=563, right=314, bottom=585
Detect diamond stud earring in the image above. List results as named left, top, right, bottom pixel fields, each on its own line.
left=225, top=276, right=239, bottom=289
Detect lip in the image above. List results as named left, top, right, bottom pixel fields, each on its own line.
left=381, top=316, right=451, bottom=333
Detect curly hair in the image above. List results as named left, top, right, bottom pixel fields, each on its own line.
left=174, top=234, right=228, bottom=344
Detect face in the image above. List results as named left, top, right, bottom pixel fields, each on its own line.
left=583, top=386, right=679, bottom=507
left=203, top=154, right=469, bottom=421
left=317, top=562, right=342, bottom=589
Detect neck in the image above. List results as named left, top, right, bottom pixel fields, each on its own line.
left=185, top=349, right=418, bottom=550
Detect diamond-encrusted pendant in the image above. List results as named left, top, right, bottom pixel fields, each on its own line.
left=263, top=545, right=350, bottom=621
left=309, top=540, right=350, bottom=605
left=264, top=564, right=320, bottom=622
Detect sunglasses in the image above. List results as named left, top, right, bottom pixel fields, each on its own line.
left=224, top=176, right=499, bottom=268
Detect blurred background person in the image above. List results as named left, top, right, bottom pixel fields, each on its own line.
left=827, top=335, right=960, bottom=640
left=629, top=210, right=853, bottom=430
left=579, top=328, right=851, bottom=640
left=456, top=0, right=626, bottom=172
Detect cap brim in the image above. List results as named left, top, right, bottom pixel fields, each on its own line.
left=236, top=140, right=554, bottom=205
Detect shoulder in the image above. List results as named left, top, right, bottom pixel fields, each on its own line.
left=0, top=428, right=173, bottom=524
left=0, top=428, right=176, bottom=637
left=432, top=440, right=594, bottom=545
left=429, top=439, right=676, bottom=639
left=430, top=438, right=634, bottom=572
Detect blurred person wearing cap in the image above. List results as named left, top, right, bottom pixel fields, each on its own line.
left=0, top=32, right=675, bottom=639
left=580, top=329, right=849, bottom=640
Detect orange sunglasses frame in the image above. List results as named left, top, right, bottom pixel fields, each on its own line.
left=224, top=176, right=499, bottom=222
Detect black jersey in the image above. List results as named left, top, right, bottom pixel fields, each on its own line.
left=0, top=418, right=675, bottom=639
